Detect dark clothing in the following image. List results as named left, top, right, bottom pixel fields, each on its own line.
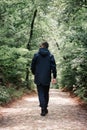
left=31, top=48, right=57, bottom=86
left=31, top=48, right=57, bottom=109
left=37, top=84, right=50, bottom=108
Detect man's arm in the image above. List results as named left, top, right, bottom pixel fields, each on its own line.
left=31, top=54, right=37, bottom=75
left=50, top=55, right=57, bottom=83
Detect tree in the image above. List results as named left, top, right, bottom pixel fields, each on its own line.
left=54, top=0, right=87, bottom=100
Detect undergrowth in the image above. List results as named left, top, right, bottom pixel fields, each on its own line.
left=0, top=85, right=33, bottom=105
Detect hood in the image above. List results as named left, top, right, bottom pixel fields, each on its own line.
left=39, top=48, right=50, bottom=57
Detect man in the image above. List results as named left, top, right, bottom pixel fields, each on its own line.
left=31, top=42, right=57, bottom=116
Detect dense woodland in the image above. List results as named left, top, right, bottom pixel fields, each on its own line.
left=0, top=0, right=87, bottom=104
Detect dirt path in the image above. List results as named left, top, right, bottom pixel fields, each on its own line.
left=0, top=89, right=87, bottom=130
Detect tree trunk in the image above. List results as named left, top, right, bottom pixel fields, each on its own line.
left=56, top=42, right=60, bottom=50
left=27, top=9, right=37, bottom=50
left=26, top=9, right=37, bottom=89
left=56, top=42, right=67, bottom=60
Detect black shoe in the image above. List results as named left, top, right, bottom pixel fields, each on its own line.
left=41, top=109, right=46, bottom=116
left=45, top=108, right=48, bottom=114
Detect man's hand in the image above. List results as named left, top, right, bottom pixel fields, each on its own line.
left=51, top=78, right=57, bottom=84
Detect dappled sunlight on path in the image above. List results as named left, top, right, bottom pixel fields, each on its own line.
left=0, top=89, right=87, bottom=130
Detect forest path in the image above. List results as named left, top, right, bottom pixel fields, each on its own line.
left=0, top=89, right=87, bottom=130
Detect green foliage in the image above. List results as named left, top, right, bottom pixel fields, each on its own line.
left=55, top=0, right=87, bottom=100
left=0, top=0, right=87, bottom=104
left=0, top=86, right=11, bottom=104
left=74, top=87, right=87, bottom=102
left=0, top=85, right=31, bottom=105
left=0, top=45, right=30, bottom=86
left=7, top=87, right=24, bottom=99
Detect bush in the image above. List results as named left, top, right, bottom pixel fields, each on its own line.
left=74, top=87, right=87, bottom=102
left=0, top=85, right=31, bottom=105
left=0, top=86, right=11, bottom=104
left=0, top=45, right=31, bottom=86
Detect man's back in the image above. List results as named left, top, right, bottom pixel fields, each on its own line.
left=34, top=48, right=51, bottom=85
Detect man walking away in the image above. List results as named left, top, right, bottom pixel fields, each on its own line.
left=31, top=42, right=57, bottom=116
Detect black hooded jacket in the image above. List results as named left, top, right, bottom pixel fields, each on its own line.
left=31, top=48, right=57, bottom=86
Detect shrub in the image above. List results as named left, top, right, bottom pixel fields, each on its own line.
left=0, top=86, right=11, bottom=104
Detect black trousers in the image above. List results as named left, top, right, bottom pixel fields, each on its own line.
left=37, top=84, right=50, bottom=109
